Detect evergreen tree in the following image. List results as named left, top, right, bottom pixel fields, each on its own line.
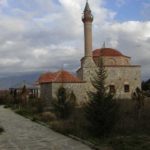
left=132, top=87, right=145, bottom=120
left=52, top=86, right=76, bottom=119
left=85, top=58, right=118, bottom=137
left=142, top=79, right=150, bottom=91
left=20, top=85, right=28, bottom=106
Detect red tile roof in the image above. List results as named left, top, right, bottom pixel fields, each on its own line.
left=39, top=70, right=82, bottom=84
left=93, top=48, right=130, bottom=57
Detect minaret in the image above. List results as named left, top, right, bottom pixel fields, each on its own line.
left=77, top=1, right=96, bottom=82
left=82, top=1, right=93, bottom=57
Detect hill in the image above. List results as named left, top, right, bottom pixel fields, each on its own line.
left=0, top=72, right=42, bottom=89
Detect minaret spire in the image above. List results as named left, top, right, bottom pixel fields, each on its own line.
left=84, top=0, right=91, bottom=12
left=82, top=1, right=93, bottom=57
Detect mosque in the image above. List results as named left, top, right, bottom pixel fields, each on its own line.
left=38, top=2, right=141, bottom=105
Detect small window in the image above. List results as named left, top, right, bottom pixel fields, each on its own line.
left=124, top=84, right=130, bottom=92
left=109, top=85, right=115, bottom=93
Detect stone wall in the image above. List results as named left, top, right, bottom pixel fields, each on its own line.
left=77, top=56, right=97, bottom=82
left=77, top=65, right=141, bottom=100
left=40, top=83, right=52, bottom=106
left=51, top=82, right=88, bottom=105
left=105, top=66, right=141, bottom=99
left=40, top=82, right=90, bottom=106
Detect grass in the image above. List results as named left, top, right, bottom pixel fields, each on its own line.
left=15, top=108, right=40, bottom=121
left=4, top=104, right=12, bottom=108
left=82, top=134, right=150, bottom=150
left=109, top=135, right=150, bottom=150
left=15, top=109, right=32, bottom=117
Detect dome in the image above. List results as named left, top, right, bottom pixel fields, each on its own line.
left=39, top=70, right=81, bottom=83
left=93, top=48, right=127, bottom=57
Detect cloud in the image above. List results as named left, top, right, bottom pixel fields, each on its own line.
left=0, top=0, right=149, bottom=80
left=98, top=21, right=150, bottom=79
left=0, top=15, right=26, bottom=32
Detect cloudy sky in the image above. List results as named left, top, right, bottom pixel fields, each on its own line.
left=0, top=0, right=149, bottom=80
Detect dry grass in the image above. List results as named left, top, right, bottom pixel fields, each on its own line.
left=40, top=112, right=56, bottom=122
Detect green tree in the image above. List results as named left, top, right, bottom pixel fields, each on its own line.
left=132, top=87, right=145, bottom=120
left=142, top=79, right=150, bottom=91
left=20, top=85, right=28, bottom=106
left=52, top=86, right=76, bottom=119
left=85, top=58, right=118, bottom=137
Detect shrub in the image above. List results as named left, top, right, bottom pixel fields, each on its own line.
left=112, top=98, right=150, bottom=135
left=113, top=99, right=137, bottom=135
left=142, top=79, right=150, bottom=91
left=36, top=98, right=44, bottom=113
left=110, top=136, right=150, bottom=150
left=0, top=92, right=14, bottom=106
left=15, top=109, right=32, bottom=117
left=52, top=87, right=76, bottom=119
left=31, top=115, right=40, bottom=122
left=4, top=105, right=10, bottom=108
left=25, top=98, right=44, bottom=113
left=132, top=87, right=145, bottom=120
left=49, top=120, right=74, bottom=135
left=40, top=112, right=56, bottom=122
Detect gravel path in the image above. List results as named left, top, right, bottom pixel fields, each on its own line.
left=0, top=106, right=92, bottom=150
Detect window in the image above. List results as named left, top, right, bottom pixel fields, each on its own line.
left=124, top=84, right=130, bottom=92
left=109, top=85, right=115, bottom=93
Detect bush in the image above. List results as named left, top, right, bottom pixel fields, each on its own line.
left=28, top=98, right=44, bottom=113
left=49, top=120, right=75, bottom=135
left=40, top=112, right=56, bottom=122
left=0, top=92, right=14, bottom=105
left=52, top=87, right=76, bottom=119
left=70, top=107, right=89, bottom=138
left=113, top=100, right=136, bottom=135
left=4, top=105, right=10, bottom=108
left=15, top=109, right=32, bottom=117
left=110, top=136, right=150, bottom=150
left=31, top=115, right=40, bottom=122
left=142, top=79, right=150, bottom=91
left=112, top=98, right=150, bottom=135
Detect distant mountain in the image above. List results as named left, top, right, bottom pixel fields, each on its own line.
left=0, top=72, right=42, bottom=89
left=0, top=70, right=77, bottom=90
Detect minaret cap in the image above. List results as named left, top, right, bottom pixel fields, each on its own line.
left=82, top=1, right=93, bottom=23
left=84, top=1, right=91, bottom=12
